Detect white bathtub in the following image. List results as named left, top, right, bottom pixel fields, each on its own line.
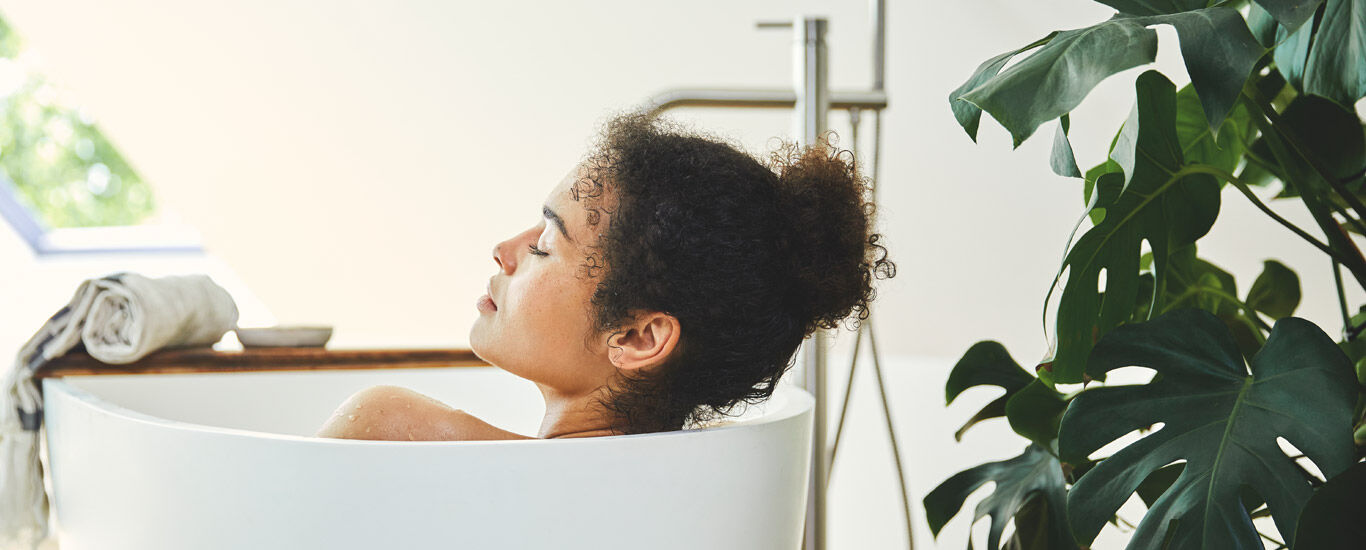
left=40, top=365, right=814, bottom=550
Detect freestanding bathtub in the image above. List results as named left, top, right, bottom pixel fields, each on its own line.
left=38, top=351, right=814, bottom=550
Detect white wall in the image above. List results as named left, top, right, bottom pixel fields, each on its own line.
left=5, top=0, right=1357, bottom=361
left=0, top=0, right=1087, bottom=356
left=2, top=1, right=1361, bottom=548
left=0, top=228, right=275, bottom=364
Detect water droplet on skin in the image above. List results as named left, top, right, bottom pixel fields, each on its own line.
left=347, top=415, right=357, bottom=421
left=365, top=427, right=372, bottom=433
left=405, top=404, right=411, bottom=409
left=407, top=433, right=415, bottom=440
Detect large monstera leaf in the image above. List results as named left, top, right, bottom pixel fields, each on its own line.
left=946, top=341, right=1036, bottom=441
left=1255, top=0, right=1326, bottom=31
left=947, top=342, right=1066, bottom=447
left=1046, top=71, right=1220, bottom=384
left=1293, top=461, right=1366, bottom=549
left=954, top=20, right=1156, bottom=146
left=1058, top=308, right=1358, bottom=549
left=1122, top=8, right=1265, bottom=132
left=950, top=33, right=1058, bottom=143
left=924, top=443, right=1076, bottom=550
left=950, top=5, right=1264, bottom=146
left=1304, top=0, right=1366, bottom=108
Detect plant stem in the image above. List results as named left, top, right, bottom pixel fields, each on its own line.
left=1328, top=201, right=1366, bottom=237
left=1241, top=92, right=1366, bottom=291
left=1240, top=146, right=1285, bottom=182
left=1327, top=192, right=1366, bottom=238
left=1163, top=285, right=1259, bottom=324
left=1253, top=97, right=1366, bottom=233
left=1242, top=316, right=1269, bottom=346
left=1112, top=514, right=1138, bottom=532
left=1161, top=285, right=1270, bottom=344
left=1232, top=122, right=1284, bottom=180
left=1184, top=164, right=1343, bottom=262
left=1335, top=259, right=1353, bottom=338
left=1242, top=85, right=1366, bottom=237
left=1257, top=529, right=1286, bottom=549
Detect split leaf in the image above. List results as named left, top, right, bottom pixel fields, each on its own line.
left=1059, top=308, right=1358, bottom=548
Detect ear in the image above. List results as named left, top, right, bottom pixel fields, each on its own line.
left=606, top=311, right=681, bottom=372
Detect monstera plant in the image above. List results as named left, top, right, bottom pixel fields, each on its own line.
left=926, top=0, right=1366, bottom=548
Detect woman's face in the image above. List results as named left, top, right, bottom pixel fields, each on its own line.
left=469, top=165, right=613, bottom=396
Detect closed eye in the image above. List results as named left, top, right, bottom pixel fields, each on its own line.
left=527, top=244, right=549, bottom=257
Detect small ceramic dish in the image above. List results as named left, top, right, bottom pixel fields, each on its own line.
left=234, top=325, right=333, bottom=348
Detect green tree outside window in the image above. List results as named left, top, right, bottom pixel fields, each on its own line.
left=0, top=13, right=155, bottom=229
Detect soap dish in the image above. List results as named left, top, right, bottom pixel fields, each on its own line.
left=235, top=325, right=333, bottom=348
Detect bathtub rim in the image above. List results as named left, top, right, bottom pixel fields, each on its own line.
left=41, top=373, right=814, bottom=447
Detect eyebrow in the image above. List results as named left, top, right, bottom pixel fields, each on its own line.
left=543, top=205, right=573, bottom=243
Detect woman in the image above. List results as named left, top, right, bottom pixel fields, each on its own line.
left=315, top=111, right=894, bottom=441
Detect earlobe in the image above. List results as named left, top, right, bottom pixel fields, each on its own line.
left=606, top=312, right=681, bottom=371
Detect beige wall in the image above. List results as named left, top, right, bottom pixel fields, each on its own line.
left=0, top=224, right=274, bottom=363
left=1, top=2, right=1362, bottom=547
left=4, top=0, right=1360, bottom=362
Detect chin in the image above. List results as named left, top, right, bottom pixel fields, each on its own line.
left=467, top=324, right=563, bottom=388
left=468, top=327, right=514, bottom=375
left=468, top=324, right=495, bottom=364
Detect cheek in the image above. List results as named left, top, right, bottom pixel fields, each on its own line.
left=470, top=263, right=606, bottom=386
left=506, top=268, right=596, bottom=342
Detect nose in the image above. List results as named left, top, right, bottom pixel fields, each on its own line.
left=492, top=238, right=516, bottom=274
left=493, top=225, right=539, bottom=274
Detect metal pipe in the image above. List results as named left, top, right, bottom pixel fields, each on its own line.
left=642, top=8, right=897, bottom=549
left=797, top=17, right=830, bottom=550
left=641, top=88, right=887, bottom=115
left=827, top=319, right=861, bottom=491
left=869, top=321, right=915, bottom=549
left=872, top=0, right=886, bottom=92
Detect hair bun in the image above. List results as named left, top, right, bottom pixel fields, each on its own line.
left=769, top=133, right=895, bottom=334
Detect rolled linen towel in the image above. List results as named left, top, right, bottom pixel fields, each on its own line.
left=0, top=272, right=239, bottom=549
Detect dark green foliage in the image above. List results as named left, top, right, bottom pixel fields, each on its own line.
left=1051, top=115, right=1081, bottom=179
left=955, top=21, right=1156, bottom=146
left=1121, top=8, right=1266, bottom=131
left=1047, top=71, right=1220, bottom=384
left=1003, top=380, right=1067, bottom=449
left=923, top=444, right=1077, bottom=550
left=949, top=33, right=1058, bottom=143
left=946, top=341, right=1038, bottom=441
left=1246, top=260, right=1301, bottom=319
left=1255, top=0, right=1326, bottom=31
left=1059, top=309, right=1357, bottom=548
left=1303, top=0, right=1366, bottom=108
left=935, top=1, right=1366, bottom=547
left=1292, top=461, right=1366, bottom=550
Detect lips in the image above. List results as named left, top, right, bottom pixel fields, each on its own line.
left=485, top=281, right=498, bottom=309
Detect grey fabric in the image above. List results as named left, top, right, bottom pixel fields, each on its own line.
left=0, top=272, right=239, bottom=549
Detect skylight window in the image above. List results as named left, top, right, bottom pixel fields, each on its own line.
left=0, top=13, right=199, bottom=255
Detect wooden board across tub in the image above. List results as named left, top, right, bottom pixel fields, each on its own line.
left=34, top=347, right=489, bottom=379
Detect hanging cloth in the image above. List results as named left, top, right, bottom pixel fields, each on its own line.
left=0, top=272, right=239, bottom=549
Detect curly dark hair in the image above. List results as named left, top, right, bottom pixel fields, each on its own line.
left=571, top=111, right=895, bottom=435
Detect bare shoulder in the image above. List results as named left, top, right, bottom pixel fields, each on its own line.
left=315, top=385, right=535, bottom=441
left=449, top=409, right=539, bottom=441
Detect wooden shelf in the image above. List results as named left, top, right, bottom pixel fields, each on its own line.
left=34, top=347, right=489, bottom=379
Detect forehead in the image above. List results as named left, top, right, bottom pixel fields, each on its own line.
left=547, top=166, right=581, bottom=201
left=543, top=165, right=591, bottom=240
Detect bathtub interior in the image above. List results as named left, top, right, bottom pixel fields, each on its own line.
left=51, top=365, right=792, bottom=438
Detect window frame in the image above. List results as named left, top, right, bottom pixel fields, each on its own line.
left=0, top=176, right=203, bottom=256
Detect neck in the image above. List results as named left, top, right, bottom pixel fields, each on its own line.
left=535, top=382, right=617, bottom=439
